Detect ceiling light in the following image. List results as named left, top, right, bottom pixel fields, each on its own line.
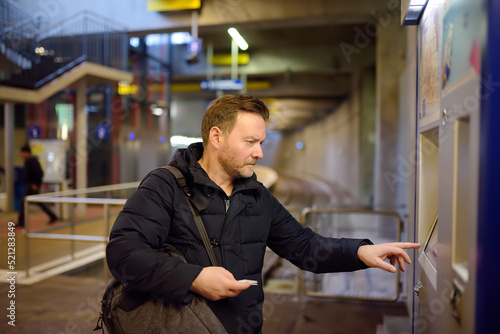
left=170, top=135, right=202, bottom=148
left=61, top=123, right=68, bottom=140
left=171, top=31, right=193, bottom=45
left=150, top=104, right=164, bottom=116
left=228, top=28, right=248, bottom=50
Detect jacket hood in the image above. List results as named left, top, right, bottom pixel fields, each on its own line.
left=169, top=142, right=204, bottom=176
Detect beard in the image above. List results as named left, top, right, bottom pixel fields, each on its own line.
left=218, top=143, right=257, bottom=179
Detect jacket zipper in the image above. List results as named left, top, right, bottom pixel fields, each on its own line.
left=225, top=199, right=230, bottom=213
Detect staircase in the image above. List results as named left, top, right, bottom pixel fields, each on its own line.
left=0, top=1, right=127, bottom=89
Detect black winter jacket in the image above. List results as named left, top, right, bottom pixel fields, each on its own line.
left=107, top=143, right=371, bottom=333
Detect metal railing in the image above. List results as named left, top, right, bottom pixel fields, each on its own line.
left=0, top=0, right=43, bottom=30
left=296, top=208, right=403, bottom=302
left=0, top=0, right=43, bottom=72
left=36, top=10, right=128, bottom=70
left=24, top=182, right=138, bottom=280
left=0, top=8, right=127, bottom=88
left=24, top=186, right=404, bottom=303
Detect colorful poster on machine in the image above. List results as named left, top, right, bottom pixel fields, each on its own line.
left=441, top=0, right=482, bottom=95
left=418, top=1, right=443, bottom=119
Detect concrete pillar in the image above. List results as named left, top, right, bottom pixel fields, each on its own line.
left=373, top=14, right=406, bottom=211
left=359, top=68, right=376, bottom=207
left=4, top=103, right=14, bottom=212
left=350, top=70, right=361, bottom=202
left=76, top=79, right=88, bottom=214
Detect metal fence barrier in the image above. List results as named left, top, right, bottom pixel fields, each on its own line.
left=296, top=208, right=403, bottom=302
left=24, top=182, right=137, bottom=281
left=24, top=187, right=404, bottom=304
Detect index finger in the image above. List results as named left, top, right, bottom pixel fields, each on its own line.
left=392, top=242, right=421, bottom=249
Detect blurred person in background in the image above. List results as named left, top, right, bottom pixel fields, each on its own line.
left=16, top=145, right=57, bottom=228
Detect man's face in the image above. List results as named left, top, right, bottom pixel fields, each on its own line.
left=20, top=151, right=30, bottom=160
left=218, top=111, right=266, bottom=178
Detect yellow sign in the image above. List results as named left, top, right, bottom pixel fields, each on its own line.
left=210, top=53, right=250, bottom=66
left=147, top=0, right=201, bottom=11
left=171, top=80, right=270, bottom=92
left=118, top=84, right=138, bottom=95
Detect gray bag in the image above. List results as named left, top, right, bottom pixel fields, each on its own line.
left=95, top=245, right=226, bottom=334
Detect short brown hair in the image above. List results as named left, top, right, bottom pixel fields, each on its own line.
left=201, top=95, right=269, bottom=144
left=21, top=145, right=31, bottom=153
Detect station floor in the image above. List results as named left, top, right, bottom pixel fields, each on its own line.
left=0, top=209, right=411, bottom=333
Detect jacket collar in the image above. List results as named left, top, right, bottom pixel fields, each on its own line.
left=170, top=142, right=264, bottom=193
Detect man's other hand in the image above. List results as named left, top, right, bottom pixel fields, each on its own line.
left=357, top=242, right=421, bottom=273
left=190, top=266, right=252, bottom=301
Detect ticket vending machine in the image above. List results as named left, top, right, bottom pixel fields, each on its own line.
left=411, top=0, right=483, bottom=333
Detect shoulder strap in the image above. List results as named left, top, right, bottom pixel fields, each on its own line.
left=141, top=166, right=218, bottom=267
left=164, top=166, right=218, bottom=267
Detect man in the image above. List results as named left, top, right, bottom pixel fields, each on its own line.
left=106, top=95, right=420, bottom=333
left=17, top=145, right=58, bottom=227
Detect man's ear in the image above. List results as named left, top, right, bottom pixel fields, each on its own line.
left=208, top=126, right=223, bottom=149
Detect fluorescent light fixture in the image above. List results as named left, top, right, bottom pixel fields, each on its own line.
left=170, top=135, right=202, bottom=148
left=403, top=0, right=428, bottom=25
left=171, top=32, right=193, bottom=45
left=150, top=104, right=163, bottom=116
left=61, top=123, right=68, bottom=140
left=228, top=28, right=248, bottom=50
left=129, top=37, right=140, bottom=47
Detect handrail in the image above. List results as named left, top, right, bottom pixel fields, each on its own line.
left=0, top=0, right=43, bottom=39
left=35, top=54, right=87, bottom=87
left=295, top=208, right=403, bottom=302
left=0, top=21, right=38, bottom=35
left=0, top=0, right=37, bottom=26
left=23, top=182, right=138, bottom=281
left=26, top=233, right=108, bottom=242
left=36, top=10, right=127, bottom=39
left=27, top=181, right=138, bottom=198
left=27, top=196, right=127, bottom=205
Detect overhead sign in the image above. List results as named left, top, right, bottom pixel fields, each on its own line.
left=118, top=84, right=138, bottom=95
left=28, top=126, right=41, bottom=138
left=188, top=38, right=202, bottom=55
left=210, top=53, right=249, bottom=66
left=147, top=0, right=201, bottom=11
left=200, top=79, right=244, bottom=91
left=95, top=125, right=109, bottom=140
